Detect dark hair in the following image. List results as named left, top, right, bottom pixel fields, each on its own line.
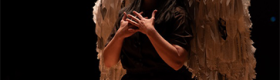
left=115, top=0, right=190, bottom=28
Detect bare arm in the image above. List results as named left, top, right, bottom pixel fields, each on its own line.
left=103, top=35, right=124, bottom=68
left=146, top=29, right=188, bottom=71
left=103, top=12, right=139, bottom=68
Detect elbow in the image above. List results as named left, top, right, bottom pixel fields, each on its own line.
left=103, top=55, right=119, bottom=68
left=172, top=49, right=188, bottom=71
left=104, top=62, right=113, bottom=68
left=172, top=54, right=186, bottom=71
left=103, top=49, right=114, bottom=68
left=103, top=55, right=113, bottom=68
left=103, top=50, right=120, bottom=68
left=172, top=64, right=184, bottom=71
left=171, top=61, right=185, bottom=71
left=104, top=59, right=115, bottom=68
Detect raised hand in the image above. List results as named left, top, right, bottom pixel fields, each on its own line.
left=115, top=12, right=142, bottom=39
left=126, top=10, right=157, bottom=35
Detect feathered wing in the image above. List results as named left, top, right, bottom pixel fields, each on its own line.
left=184, top=0, right=256, bottom=80
left=92, top=0, right=132, bottom=80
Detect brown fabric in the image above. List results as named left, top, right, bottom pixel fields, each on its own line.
left=106, top=6, right=193, bottom=80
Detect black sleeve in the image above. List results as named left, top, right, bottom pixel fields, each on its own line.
left=168, top=7, right=193, bottom=52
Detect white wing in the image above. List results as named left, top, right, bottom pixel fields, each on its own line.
left=93, top=0, right=132, bottom=80
left=185, top=0, right=256, bottom=80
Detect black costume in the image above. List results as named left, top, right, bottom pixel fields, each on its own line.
left=107, top=6, right=193, bottom=80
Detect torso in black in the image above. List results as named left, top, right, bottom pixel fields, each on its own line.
left=107, top=6, right=194, bottom=80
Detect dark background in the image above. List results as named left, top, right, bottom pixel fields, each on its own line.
left=3, top=0, right=279, bottom=80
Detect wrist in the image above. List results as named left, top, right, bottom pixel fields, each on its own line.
left=114, top=31, right=125, bottom=41
left=115, top=33, right=125, bottom=41
left=147, top=27, right=157, bottom=37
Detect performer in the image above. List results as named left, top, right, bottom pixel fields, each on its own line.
left=94, top=0, right=256, bottom=80
left=102, top=0, right=193, bottom=80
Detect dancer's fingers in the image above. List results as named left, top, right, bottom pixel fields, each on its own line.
left=126, top=19, right=140, bottom=27
left=133, top=11, right=144, bottom=19
left=151, top=10, right=157, bottom=19
left=127, top=14, right=140, bottom=23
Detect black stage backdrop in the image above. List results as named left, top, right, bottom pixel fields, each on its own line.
left=2, top=0, right=279, bottom=80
